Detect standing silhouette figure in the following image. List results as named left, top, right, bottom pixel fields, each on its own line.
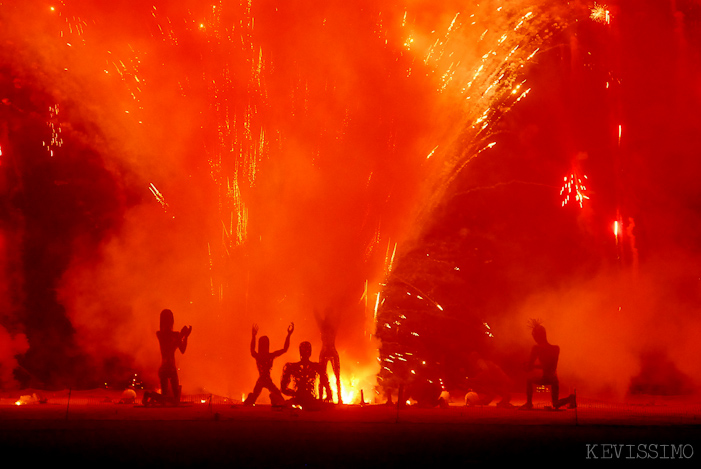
left=316, top=308, right=342, bottom=404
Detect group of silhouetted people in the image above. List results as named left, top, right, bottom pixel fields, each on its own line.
left=144, top=308, right=341, bottom=409
left=244, top=309, right=342, bottom=410
left=144, top=309, right=575, bottom=411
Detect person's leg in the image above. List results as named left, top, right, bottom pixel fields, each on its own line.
left=318, top=356, right=333, bottom=401
left=244, top=377, right=265, bottom=405
left=519, top=378, right=534, bottom=409
left=550, top=380, right=559, bottom=406
left=171, top=372, right=181, bottom=404
left=332, top=353, right=342, bottom=404
left=159, top=368, right=169, bottom=398
left=526, top=378, right=534, bottom=404
left=262, top=377, right=285, bottom=406
left=554, top=389, right=576, bottom=409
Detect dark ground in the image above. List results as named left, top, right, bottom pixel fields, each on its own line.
left=1, top=391, right=700, bottom=467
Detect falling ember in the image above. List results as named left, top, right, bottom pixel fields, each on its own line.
left=374, top=292, right=381, bottom=322
left=43, top=104, right=63, bottom=157
left=148, top=183, right=169, bottom=212
left=559, top=172, right=589, bottom=208
left=618, top=124, right=622, bottom=146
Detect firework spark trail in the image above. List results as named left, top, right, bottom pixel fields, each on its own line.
left=397, top=1, right=571, bottom=222
left=373, top=1, right=590, bottom=397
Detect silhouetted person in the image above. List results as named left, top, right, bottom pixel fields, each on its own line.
left=281, top=341, right=330, bottom=410
left=316, top=308, right=342, bottom=403
left=520, top=320, right=576, bottom=410
left=144, top=309, right=191, bottom=406
left=244, top=323, right=294, bottom=406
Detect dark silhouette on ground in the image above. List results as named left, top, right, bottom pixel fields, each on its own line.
left=143, top=309, right=191, bottom=406
left=281, top=341, right=330, bottom=410
left=520, top=319, right=575, bottom=410
left=244, top=323, right=294, bottom=406
left=316, top=308, right=342, bottom=404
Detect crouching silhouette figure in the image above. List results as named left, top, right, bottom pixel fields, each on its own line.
left=520, top=319, right=576, bottom=410
left=143, top=309, right=191, bottom=406
left=244, top=323, right=294, bottom=407
left=281, top=341, right=330, bottom=411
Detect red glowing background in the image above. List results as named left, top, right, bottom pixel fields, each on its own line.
left=1, top=0, right=700, bottom=401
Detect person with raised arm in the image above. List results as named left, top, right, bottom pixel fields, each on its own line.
left=244, top=322, right=294, bottom=406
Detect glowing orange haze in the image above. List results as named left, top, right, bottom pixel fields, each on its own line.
left=42, top=0, right=555, bottom=398
left=3, top=0, right=699, bottom=401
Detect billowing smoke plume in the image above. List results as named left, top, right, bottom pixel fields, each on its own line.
left=2, top=0, right=700, bottom=404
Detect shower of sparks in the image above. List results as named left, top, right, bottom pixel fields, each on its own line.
left=43, top=104, right=64, bottom=157
left=408, top=3, right=567, bottom=215
left=146, top=1, right=269, bottom=298
left=590, top=3, right=611, bottom=24
left=21, top=1, right=569, bottom=312
left=560, top=172, right=589, bottom=208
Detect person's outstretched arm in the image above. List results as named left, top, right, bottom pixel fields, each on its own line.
left=274, top=322, right=294, bottom=357
left=250, top=324, right=258, bottom=358
left=179, top=326, right=192, bottom=354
